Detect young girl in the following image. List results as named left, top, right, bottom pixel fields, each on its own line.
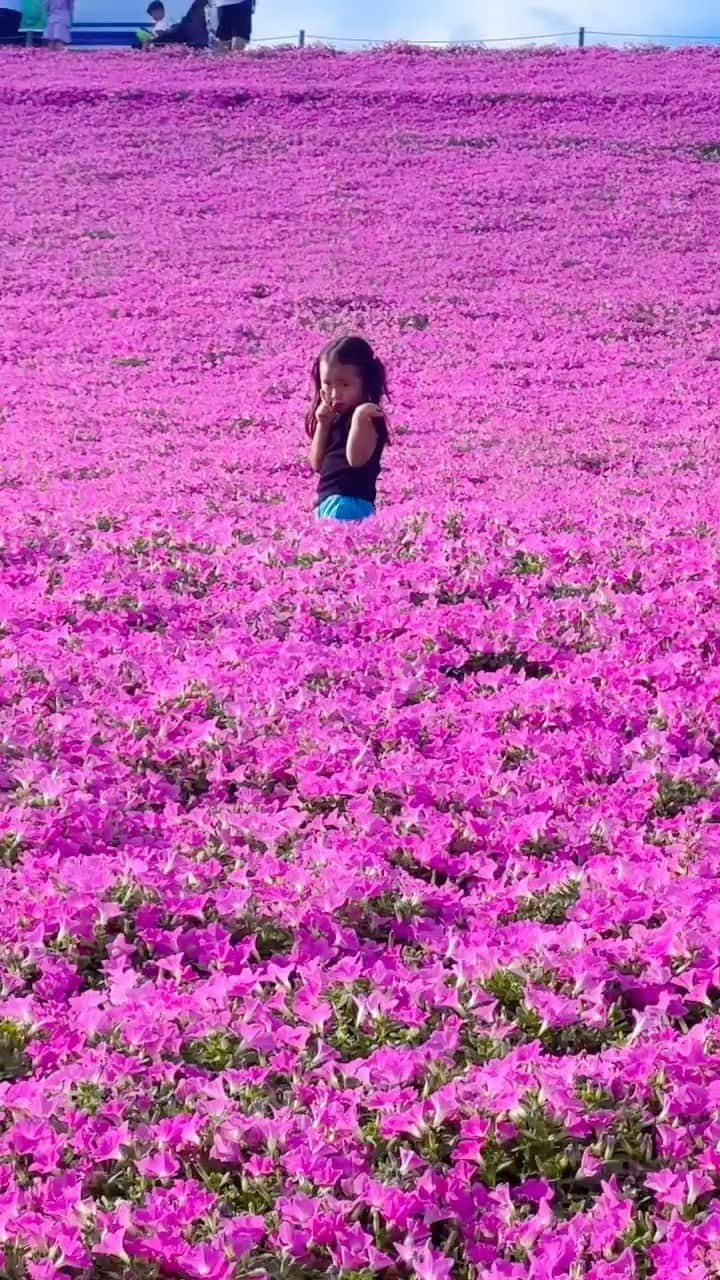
left=306, top=335, right=389, bottom=522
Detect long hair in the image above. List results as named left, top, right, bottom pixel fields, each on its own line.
left=304, top=335, right=390, bottom=439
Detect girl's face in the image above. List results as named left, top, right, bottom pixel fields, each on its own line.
left=319, top=359, right=364, bottom=415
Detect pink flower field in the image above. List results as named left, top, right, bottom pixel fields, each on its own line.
left=2, top=41, right=720, bottom=1280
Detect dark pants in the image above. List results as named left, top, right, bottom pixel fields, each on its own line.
left=154, top=20, right=208, bottom=48
left=0, top=8, right=22, bottom=42
left=153, top=2, right=208, bottom=48
left=217, top=1, right=253, bottom=42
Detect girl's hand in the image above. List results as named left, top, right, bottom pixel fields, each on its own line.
left=315, top=399, right=336, bottom=430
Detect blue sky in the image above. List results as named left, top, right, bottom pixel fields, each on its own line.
left=86, top=0, right=720, bottom=45
left=253, top=0, right=720, bottom=44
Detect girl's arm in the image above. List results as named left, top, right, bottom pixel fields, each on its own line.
left=309, top=423, right=332, bottom=472
left=309, top=399, right=335, bottom=472
left=346, top=403, right=383, bottom=467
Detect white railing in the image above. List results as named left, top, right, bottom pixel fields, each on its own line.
left=268, top=27, right=720, bottom=50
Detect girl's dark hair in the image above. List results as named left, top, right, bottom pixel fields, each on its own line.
left=305, top=335, right=390, bottom=439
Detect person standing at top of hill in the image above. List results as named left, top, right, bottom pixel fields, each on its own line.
left=44, top=0, right=72, bottom=47
left=306, top=335, right=390, bottom=523
left=215, top=0, right=253, bottom=51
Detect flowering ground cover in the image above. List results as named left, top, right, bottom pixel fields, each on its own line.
left=2, top=40, right=720, bottom=1280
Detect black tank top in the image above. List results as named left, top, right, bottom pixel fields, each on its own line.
left=316, top=410, right=387, bottom=507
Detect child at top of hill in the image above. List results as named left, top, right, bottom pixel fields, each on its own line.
left=147, top=1, right=170, bottom=33
left=134, top=1, right=170, bottom=46
left=305, top=335, right=389, bottom=523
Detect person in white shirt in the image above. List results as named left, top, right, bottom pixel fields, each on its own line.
left=215, top=0, right=253, bottom=52
left=0, top=0, right=22, bottom=43
left=147, top=1, right=170, bottom=32
left=134, top=1, right=170, bottom=47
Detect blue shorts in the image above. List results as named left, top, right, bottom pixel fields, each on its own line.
left=315, top=496, right=375, bottom=522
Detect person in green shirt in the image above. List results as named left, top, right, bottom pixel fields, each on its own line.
left=21, top=0, right=45, bottom=25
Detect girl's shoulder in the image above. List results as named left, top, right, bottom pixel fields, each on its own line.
left=352, top=402, right=388, bottom=437
left=352, top=401, right=384, bottom=420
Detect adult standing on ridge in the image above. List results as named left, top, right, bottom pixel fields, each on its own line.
left=43, top=0, right=73, bottom=47
left=216, top=0, right=254, bottom=52
left=0, top=0, right=22, bottom=44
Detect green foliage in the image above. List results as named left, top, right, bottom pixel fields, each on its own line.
left=456, top=1023, right=509, bottom=1067
left=575, top=453, right=608, bottom=475
left=253, top=919, right=295, bottom=959
left=542, top=1005, right=632, bottom=1057
left=326, top=983, right=436, bottom=1061
left=442, top=649, right=553, bottom=681
left=182, top=1030, right=260, bottom=1073
left=192, top=1164, right=281, bottom=1216
left=482, top=1091, right=575, bottom=1188
left=484, top=968, right=526, bottom=1014
left=337, top=889, right=430, bottom=946
left=2, top=1244, right=28, bottom=1280
left=447, top=134, right=497, bottom=149
left=89, top=1261, right=160, bottom=1280
left=0, top=832, right=24, bottom=868
left=479, top=1092, right=658, bottom=1221
left=305, top=672, right=333, bottom=692
left=293, top=551, right=324, bottom=568
left=482, top=969, right=631, bottom=1055
left=501, top=744, right=535, bottom=769
left=390, top=847, right=435, bottom=883
left=548, top=581, right=589, bottom=599
left=226, top=905, right=294, bottom=957
left=75, top=928, right=113, bottom=990
left=302, top=792, right=348, bottom=816
left=622, top=1212, right=656, bottom=1279
left=575, top=1079, right=616, bottom=1111
left=0, top=1019, right=33, bottom=1082
left=501, top=880, right=580, bottom=925
left=614, top=568, right=643, bottom=594
left=109, top=877, right=157, bottom=912
left=696, top=142, right=720, bottom=161
left=443, top=511, right=464, bottom=539
left=372, top=787, right=404, bottom=818
left=71, top=1081, right=109, bottom=1114
left=653, top=773, right=711, bottom=818
left=86, top=1159, right=148, bottom=1207
left=512, top=550, right=546, bottom=576
left=133, top=748, right=211, bottom=807
left=520, top=833, right=564, bottom=859
left=414, top=1120, right=460, bottom=1167
left=399, top=312, right=430, bottom=331
left=602, top=1104, right=657, bottom=1169
left=95, top=514, right=121, bottom=532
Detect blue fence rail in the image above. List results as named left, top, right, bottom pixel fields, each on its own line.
left=10, top=22, right=720, bottom=49
left=15, top=21, right=144, bottom=46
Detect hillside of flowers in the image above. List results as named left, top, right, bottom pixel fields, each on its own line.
left=2, top=40, right=720, bottom=1280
